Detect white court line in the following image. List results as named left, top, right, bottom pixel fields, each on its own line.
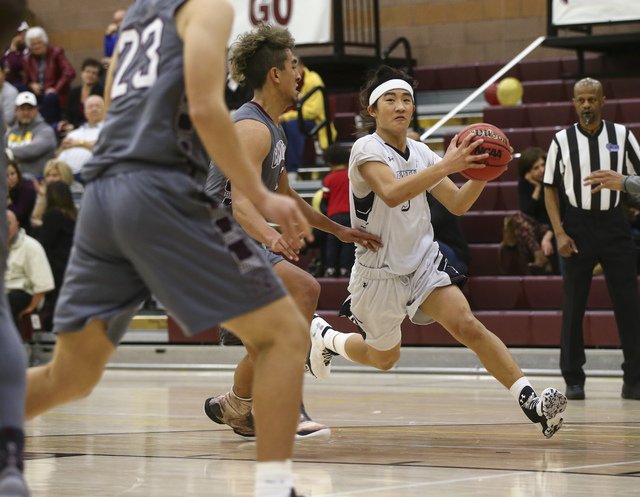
left=308, top=459, right=640, bottom=496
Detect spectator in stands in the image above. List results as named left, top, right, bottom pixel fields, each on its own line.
left=102, top=9, right=126, bottom=69
left=428, top=193, right=471, bottom=275
left=4, top=91, right=57, bottom=176
left=0, top=21, right=29, bottom=91
left=36, top=181, right=76, bottom=323
left=280, top=57, right=336, bottom=176
left=320, top=144, right=354, bottom=277
left=61, top=58, right=104, bottom=132
left=22, top=27, right=76, bottom=124
left=7, top=160, right=36, bottom=234
left=505, top=147, right=555, bottom=274
left=0, top=63, right=18, bottom=128
left=32, top=159, right=84, bottom=229
left=5, top=209, right=54, bottom=329
left=55, top=95, right=105, bottom=175
left=544, top=77, right=640, bottom=401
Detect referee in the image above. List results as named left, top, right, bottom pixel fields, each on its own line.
left=544, top=77, right=640, bottom=401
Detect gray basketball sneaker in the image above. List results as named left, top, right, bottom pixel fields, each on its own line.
left=0, top=465, right=30, bottom=497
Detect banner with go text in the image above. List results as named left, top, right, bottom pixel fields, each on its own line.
left=229, top=0, right=332, bottom=46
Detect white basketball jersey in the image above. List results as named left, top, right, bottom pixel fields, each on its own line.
left=349, top=133, right=443, bottom=275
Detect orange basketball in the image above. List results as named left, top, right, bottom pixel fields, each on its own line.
left=456, top=123, right=512, bottom=181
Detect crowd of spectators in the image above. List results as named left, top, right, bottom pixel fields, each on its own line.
left=0, top=14, right=111, bottom=336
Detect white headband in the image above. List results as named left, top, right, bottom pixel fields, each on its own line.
left=369, top=79, right=414, bottom=106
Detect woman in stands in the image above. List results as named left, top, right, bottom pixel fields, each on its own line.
left=22, top=27, right=75, bottom=124
left=307, top=65, right=567, bottom=440
left=31, top=159, right=84, bottom=229
left=508, top=147, right=555, bottom=274
left=7, top=160, right=36, bottom=233
left=36, top=180, right=76, bottom=324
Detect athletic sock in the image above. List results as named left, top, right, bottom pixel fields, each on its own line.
left=0, top=428, right=24, bottom=472
left=255, top=460, right=293, bottom=497
left=322, top=328, right=354, bottom=362
left=510, top=378, right=542, bottom=423
left=230, top=387, right=252, bottom=402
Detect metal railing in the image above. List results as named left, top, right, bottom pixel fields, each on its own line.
left=420, top=36, right=547, bottom=142
left=303, top=0, right=380, bottom=57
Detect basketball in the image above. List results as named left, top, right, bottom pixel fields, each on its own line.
left=456, top=123, right=512, bottom=181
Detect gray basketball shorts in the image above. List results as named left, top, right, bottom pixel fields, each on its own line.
left=219, top=247, right=285, bottom=346
left=53, top=168, right=287, bottom=345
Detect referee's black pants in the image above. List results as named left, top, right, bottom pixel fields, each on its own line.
left=560, top=206, right=640, bottom=387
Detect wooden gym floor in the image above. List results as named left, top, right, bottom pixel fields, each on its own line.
left=24, top=370, right=640, bottom=496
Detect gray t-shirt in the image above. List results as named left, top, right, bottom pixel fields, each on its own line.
left=83, top=0, right=209, bottom=181
left=206, top=101, right=287, bottom=205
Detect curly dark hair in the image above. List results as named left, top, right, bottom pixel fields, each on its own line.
left=229, top=24, right=295, bottom=90
left=322, top=144, right=351, bottom=166
left=359, top=65, right=417, bottom=134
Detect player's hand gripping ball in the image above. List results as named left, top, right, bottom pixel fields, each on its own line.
left=456, top=123, right=512, bottom=181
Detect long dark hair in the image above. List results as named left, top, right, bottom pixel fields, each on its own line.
left=45, top=181, right=77, bottom=221
left=517, top=147, right=547, bottom=179
left=359, top=65, right=417, bottom=134
left=7, top=161, right=23, bottom=189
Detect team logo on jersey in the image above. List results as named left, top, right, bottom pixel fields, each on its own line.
left=272, top=140, right=286, bottom=168
left=606, top=143, right=619, bottom=152
left=396, top=169, right=416, bottom=178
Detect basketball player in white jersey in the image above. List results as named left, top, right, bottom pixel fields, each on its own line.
left=308, top=65, right=567, bottom=439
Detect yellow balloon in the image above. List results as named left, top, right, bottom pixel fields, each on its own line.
left=497, top=77, right=523, bottom=106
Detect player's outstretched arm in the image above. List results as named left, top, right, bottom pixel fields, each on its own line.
left=584, top=169, right=625, bottom=193
left=175, top=0, right=311, bottom=243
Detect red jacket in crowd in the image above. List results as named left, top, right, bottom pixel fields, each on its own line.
left=22, top=44, right=76, bottom=108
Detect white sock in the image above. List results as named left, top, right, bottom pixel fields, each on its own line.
left=255, top=460, right=293, bottom=497
left=509, top=377, right=532, bottom=401
left=231, top=387, right=251, bottom=402
left=316, top=318, right=356, bottom=362
left=332, top=332, right=354, bottom=362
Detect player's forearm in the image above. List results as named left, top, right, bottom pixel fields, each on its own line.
left=232, top=197, right=280, bottom=246
left=446, top=179, right=486, bottom=216
left=288, top=187, right=339, bottom=234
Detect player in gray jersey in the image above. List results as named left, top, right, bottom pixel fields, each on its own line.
left=308, top=65, right=568, bottom=439
left=24, top=2, right=314, bottom=497
left=203, top=25, right=382, bottom=442
left=0, top=4, right=30, bottom=497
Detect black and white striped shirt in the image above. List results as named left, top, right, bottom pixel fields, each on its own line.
left=544, top=121, right=640, bottom=210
